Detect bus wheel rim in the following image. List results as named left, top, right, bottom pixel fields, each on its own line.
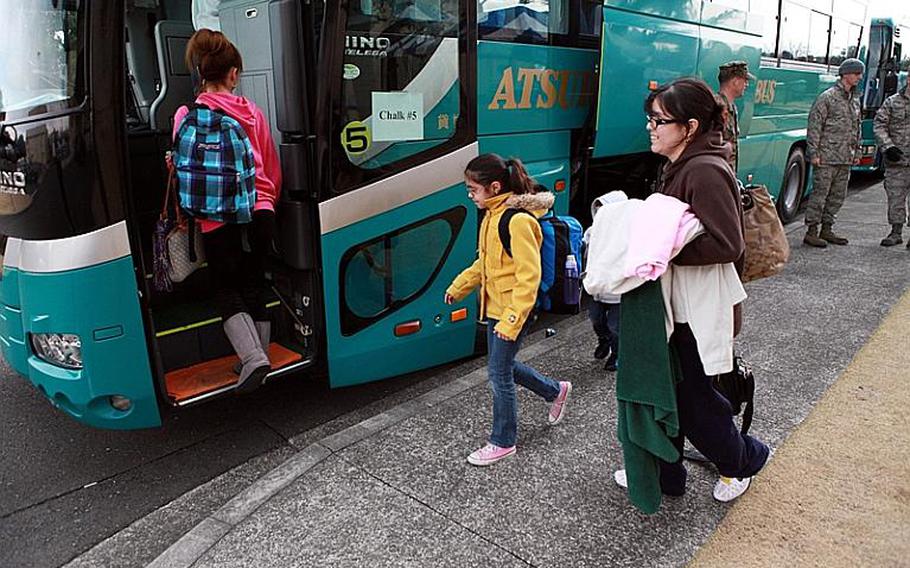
left=784, top=164, right=801, bottom=212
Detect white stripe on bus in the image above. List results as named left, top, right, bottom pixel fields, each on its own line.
left=319, top=142, right=478, bottom=235
left=15, top=221, right=132, bottom=273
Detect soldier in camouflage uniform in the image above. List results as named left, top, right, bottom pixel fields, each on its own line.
left=804, top=58, right=864, bottom=248
left=717, top=61, right=755, bottom=175
left=873, top=82, right=910, bottom=248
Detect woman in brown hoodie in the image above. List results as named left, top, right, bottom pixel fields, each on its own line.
left=617, top=78, right=769, bottom=502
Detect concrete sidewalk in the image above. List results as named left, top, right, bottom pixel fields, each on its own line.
left=71, top=183, right=909, bottom=568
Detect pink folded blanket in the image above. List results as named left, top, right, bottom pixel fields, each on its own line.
left=624, top=193, right=699, bottom=280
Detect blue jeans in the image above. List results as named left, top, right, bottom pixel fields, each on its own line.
left=588, top=300, right=620, bottom=351
left=486, top=319, right=561, bottom=448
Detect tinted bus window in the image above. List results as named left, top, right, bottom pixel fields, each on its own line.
left=780, top=1, right=812, bottom=62
left=577, top=0, right=603, bottom=37
left=334, top=0, right=465, bottom=193
left=478, top=0, right=569, bottom=43
left=350, top=0, right=459, bottom=33
left=808, top=11, right=831, bottom=64
left=339, top=206, right=466, bottom=335
left=829, top=18, right=862, bottom=65
left=750, top=0, right=780, bottom=57
left=834, top=0, right=866, bottom=24
left=806, top=0, right=832, bottom=11
left=0, top=1, right=83, bottom=121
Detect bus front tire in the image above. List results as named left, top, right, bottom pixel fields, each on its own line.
left=777, top=147, right=806, bottom=224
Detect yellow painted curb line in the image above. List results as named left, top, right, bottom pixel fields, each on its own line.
left=690, top=287, right=910, bottom=567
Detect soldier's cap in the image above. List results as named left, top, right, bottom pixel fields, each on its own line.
left=718, top=61, right=756, bottom=82
left=838, top=58, right=865, bottom=76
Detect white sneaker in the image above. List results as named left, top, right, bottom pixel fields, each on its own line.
left=713, top=476, right=752, bottom=502
left=613, top=469, right=628, bottom=489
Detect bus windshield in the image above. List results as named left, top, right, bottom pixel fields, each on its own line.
left=0, top=0, right=82, bottom=120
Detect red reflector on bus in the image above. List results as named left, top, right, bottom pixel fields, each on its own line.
left=450, top=308, right=468, bottom=322
left=554, top=180, right=566, bottom=192
left=394, top=321, right=422, bottom=337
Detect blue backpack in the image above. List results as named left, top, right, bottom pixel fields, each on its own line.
left=173, top=104, right=256, bottom=224
left=498, top=208, right=584, bottom=314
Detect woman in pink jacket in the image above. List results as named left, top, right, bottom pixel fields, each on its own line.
left=172, top=29, right=282, bottom=394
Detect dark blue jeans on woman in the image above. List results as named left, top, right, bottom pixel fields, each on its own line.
left=486, top=319, right=561, bottom=448
left=659, top=324, right=769, bottom=494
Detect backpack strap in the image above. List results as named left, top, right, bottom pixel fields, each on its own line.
left=186, top=215, right=198, bottom=263
left=497, top=208, right=537, bottom=258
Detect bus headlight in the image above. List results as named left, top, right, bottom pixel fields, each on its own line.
left=31, top=333, right=83, bottom=369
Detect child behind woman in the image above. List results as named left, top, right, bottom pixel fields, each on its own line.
left=172, top=28, right=282, bottom=394
left=445, top=154, right=572, bottom=466
left=585, top=193, right=624, bottom=371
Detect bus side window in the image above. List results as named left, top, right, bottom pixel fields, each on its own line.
left=478, top=0, right=568, bottom=43
left=577, top=0, right=603, bottom=38
left=779, top=1, right=811, bottom=62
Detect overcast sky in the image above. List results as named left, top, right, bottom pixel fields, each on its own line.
left=868, top=0, right=910, bottom=23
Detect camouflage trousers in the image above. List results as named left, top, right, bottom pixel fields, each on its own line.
left=884, top=166, right=910, bottom=225
left=805, top=165, right=851, bottom=226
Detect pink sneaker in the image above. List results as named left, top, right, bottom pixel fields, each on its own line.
left=548, top=381, right=573, bottom=425
left=467, top=443, right=516, bottom=466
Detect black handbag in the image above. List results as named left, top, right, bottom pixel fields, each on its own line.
left=683, top=356, right=756, bottom=463
left=712, top=355, right=755, bottom=435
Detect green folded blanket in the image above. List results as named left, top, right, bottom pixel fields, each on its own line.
left=616, top=279, right=680, bottom=514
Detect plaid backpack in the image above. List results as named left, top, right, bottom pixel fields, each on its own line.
left=173, top=104, right=256, bottom=223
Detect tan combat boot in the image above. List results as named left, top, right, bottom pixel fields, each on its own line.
left=880, top=224, right=903, bottom=246
left=820, top=224, right=848, bottom=245
left=803, top=224, right=827, bottom=248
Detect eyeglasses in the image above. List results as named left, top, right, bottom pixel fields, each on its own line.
left=646, top=114, right=683, bottom=127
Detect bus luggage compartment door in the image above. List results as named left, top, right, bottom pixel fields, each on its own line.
left=319, top=146, right=479, bottom=388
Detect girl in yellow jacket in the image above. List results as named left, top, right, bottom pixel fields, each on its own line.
left=445, top=154, right=572, bottom=466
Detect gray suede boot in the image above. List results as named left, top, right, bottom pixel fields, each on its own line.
left=224, top=312, right=271, bottom=394
left=233, top=321, right=271, bottom=375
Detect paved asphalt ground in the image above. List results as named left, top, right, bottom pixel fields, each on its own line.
left=0, top=317, right=491, bottom=566
left=3, top=176, right=908, bottom=567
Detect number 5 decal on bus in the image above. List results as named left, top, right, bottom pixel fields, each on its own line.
left=342, top=121, right=371, bottom=155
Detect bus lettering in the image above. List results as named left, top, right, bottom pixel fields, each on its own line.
left=0, top=170, right=26, bottom=196
left=537, top=69, right=559, bottom=109
left=517, top=68, right=544, bottom=108
left=345, top=35, right=390, bottom=57
left=488, top=67, right=595, bottom=110
left=754, top=79, right=777, bottom=105
left=557, top=70, right=572, bottom=109
left=489, top=67, right=518, bottom=110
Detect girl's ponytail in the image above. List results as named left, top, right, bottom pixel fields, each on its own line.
left=505, top=158, right=537, bottom=195
left=465, top=153, right=539, bottom=196
left=185, top=28, right=243, bottom=86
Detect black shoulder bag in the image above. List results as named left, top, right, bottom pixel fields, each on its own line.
left=683, top=356, right=756, bottom=462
